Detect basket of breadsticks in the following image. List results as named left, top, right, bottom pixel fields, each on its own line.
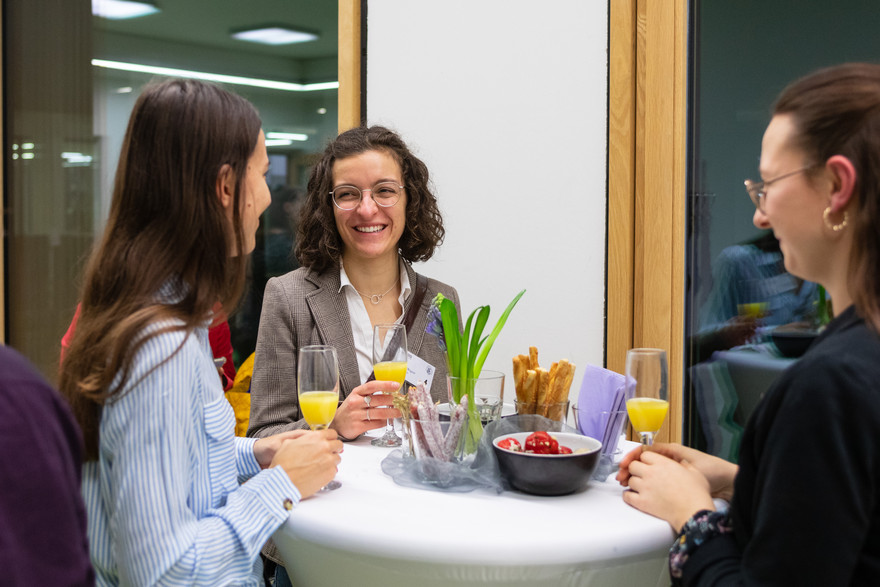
left=512, top=346, right=576, bottom=423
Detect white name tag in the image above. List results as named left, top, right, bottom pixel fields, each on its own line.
left=405, top=351, right=435, bottom=393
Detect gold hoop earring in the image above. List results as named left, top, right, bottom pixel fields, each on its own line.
left=823, top=207, right=848, bottom=232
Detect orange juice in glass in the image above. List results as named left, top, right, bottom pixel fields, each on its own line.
left=297, top=345, right=341, bottom=490
left=625, top=348, right=668, bottom=446
left=372, top=361, right=408, bottom=388
left=299, top=391, right=339, bottom=430
left=371, top=324, right=408, bottom=447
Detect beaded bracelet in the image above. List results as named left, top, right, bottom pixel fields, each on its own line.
left=669, top=509, right=733, bottom=581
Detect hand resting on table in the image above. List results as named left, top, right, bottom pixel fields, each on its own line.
left=617, top=443, right=738, bottom=532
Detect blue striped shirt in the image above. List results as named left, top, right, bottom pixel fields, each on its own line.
left=82, top=321, right=300, bottom=586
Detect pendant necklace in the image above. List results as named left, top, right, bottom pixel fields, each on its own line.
left=353, top=276, right=400, bottom=305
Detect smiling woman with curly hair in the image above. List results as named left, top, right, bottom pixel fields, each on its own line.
left=247, top=125, right=462, bottom=580
left=295, top=125, right=446, bottom=273
left=249, top=125, right=460, bottom=441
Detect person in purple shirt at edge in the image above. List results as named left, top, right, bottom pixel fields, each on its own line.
left=0, top=344, right=94, bottom=586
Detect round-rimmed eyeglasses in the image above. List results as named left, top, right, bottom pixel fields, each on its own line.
left=744, top=164, right=817, bottom=212
left=330, top=182, right=404, bottom=211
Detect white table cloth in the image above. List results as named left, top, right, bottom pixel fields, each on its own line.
left=273, top=434, right=674, bottom=586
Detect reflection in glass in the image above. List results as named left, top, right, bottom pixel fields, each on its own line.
left=4, top=1, right=339, bottom=379
left=684, top=0, right=880, bottom=461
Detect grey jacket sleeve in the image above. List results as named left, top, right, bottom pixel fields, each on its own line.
left=247, top=275, right=310, bottom=437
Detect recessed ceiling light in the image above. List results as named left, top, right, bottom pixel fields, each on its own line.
left=265, top=139, right=293, bottom=147
left=266, top=132, right=308, bottom=142
left=232, top=26, right=318, bottom=46
left=92, top=0, right=159, bottom=20
left=91, top=59, right=338, bottom=92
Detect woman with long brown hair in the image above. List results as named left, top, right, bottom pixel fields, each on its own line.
left=59, top=78, right=342, bottom=586
left=618, top=63, right=880, bottom=585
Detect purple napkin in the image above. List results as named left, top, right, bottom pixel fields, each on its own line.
left=577, top=364, right=626, bottom=452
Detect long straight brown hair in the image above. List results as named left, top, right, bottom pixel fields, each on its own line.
left=59, top=79, right=260, bottom=460
left=774, top=63, right=880, bottom=333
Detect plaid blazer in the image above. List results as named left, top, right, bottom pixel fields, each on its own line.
left=247, top=262, right=460, bottom=439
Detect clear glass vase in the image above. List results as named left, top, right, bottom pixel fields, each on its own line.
left=446, top=370, right=505, bottom=455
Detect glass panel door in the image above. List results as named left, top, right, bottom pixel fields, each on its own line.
left=4, top=0, right=339, bottom=378
left=685, top=0, right=880, bottom=459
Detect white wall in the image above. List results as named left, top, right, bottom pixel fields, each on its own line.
left=366, top=1, right=609, bottom=395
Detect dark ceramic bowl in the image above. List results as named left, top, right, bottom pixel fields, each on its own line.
left=492, top=432, right=602, bottom=496
left=770, top=329, right=818, bottom=358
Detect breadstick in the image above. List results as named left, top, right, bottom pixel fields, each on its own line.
left=536, top=367, right=550, bottom=416
left=562, top=362, right=576, bottom=402
left=512, top=354, right=529, bottom=397
left=529, top=346, right=539, bottom=370
left=520, top=369, right=538, bottom=414
left=548, top=360, right=570, bottom=405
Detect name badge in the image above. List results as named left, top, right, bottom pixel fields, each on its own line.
left=405, top=351, right=435, bottom=393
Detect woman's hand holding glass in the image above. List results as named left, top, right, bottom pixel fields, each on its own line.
left=617, top=443, right=737, bottom=531
left=266, top=429, right=344, bottom=499
left=297, top=345, right=343, bottom=490
left=371, top=323, right=408, bottom=447
left=254, top=429, right=312, bottom=468
left=618, top=443, right=738, bottom=501
left=330, top=379, right=402, bottom=439
left=619, top=447, right=716, bottom=531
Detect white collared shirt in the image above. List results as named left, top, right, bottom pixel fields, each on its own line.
left=340, top=258, right=411, bottom=383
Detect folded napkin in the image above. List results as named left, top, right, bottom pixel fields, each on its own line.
left=577, top=364, right=629, bottom=480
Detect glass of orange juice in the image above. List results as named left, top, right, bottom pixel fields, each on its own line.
left=625, top=348, right=669, bottom=446
left=298, top=345, right=341, bottom=490
left=371, top=323, right=408, bottom=447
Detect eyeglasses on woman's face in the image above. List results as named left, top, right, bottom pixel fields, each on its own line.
left=330, top=182, right=404, bottom=211
left=744, top=164, right=817, bottom=212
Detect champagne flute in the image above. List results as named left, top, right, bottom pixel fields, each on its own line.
left=624, top=348, right=669, bottom=446
left=371, top=323, right=408, bottom=447
left=298, top=345, right=342, bottom=490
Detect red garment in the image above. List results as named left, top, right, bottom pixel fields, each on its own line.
left=209, top=319, right=236, bottom=390
left=61, top=304, right=236, bottom=390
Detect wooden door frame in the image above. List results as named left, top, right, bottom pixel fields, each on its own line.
left=608, top=0, right=687, bottom=443
left=338, top=0, right=362, bottom=132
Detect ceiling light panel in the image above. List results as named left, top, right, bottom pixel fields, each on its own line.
left=232, top=27, right=318, bottom=46
left=92, top=0, right=159, bottom=20
left=92, top=59, right=339, bottom=93
left=266, top=132, right=308, bottom=142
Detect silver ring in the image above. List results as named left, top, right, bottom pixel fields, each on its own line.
left=366, top=408, right=371, bottom=421
left=363, top=394, right=371, bottom=407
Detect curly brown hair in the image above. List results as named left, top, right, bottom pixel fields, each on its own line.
left=295, top=126, right=445, bottom=273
